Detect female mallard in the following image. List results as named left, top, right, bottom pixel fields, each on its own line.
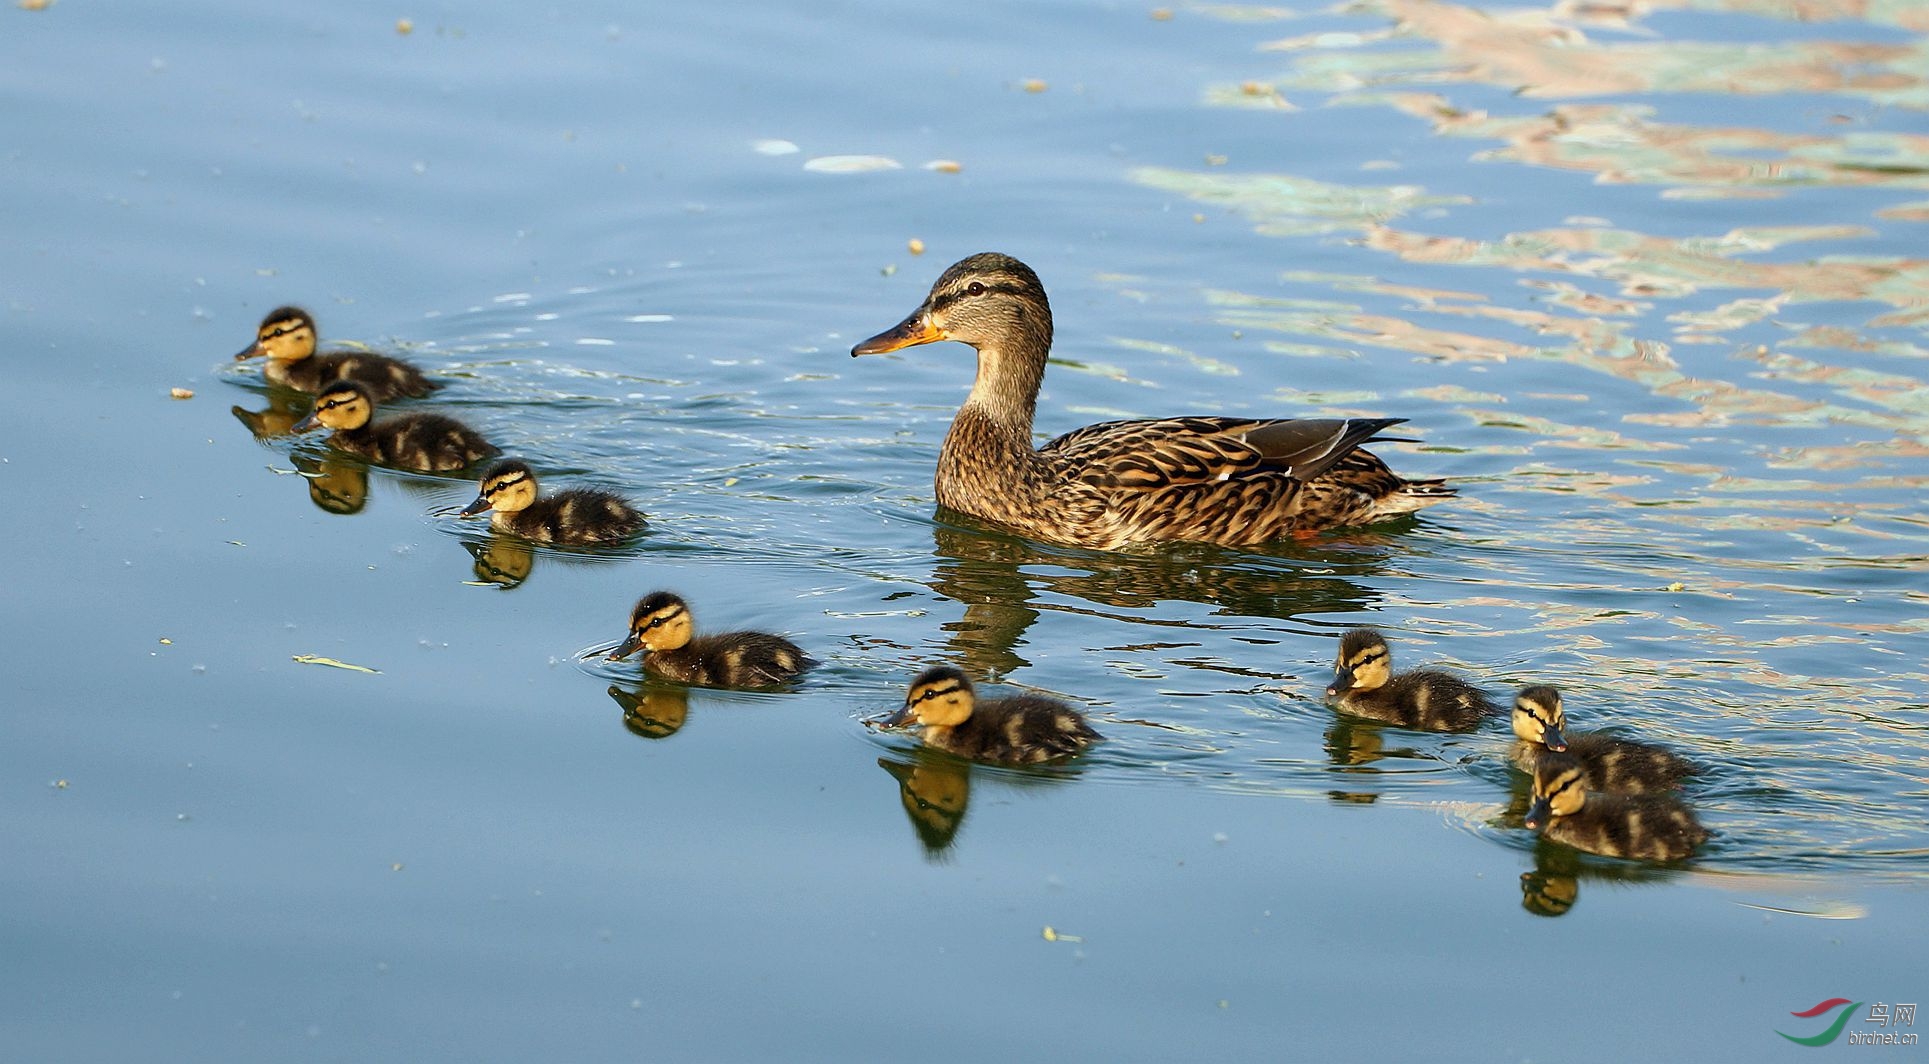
left=1325, top=627, right=1495, bottom=731
left=459, top=459, right=644, bottom=545
left=234, top=306, right=438, bottom=400
left=607, top=591, right=813, bottom=688
left=851, top=253, right=1451, bottom=549
left=884, top=665, right=1101, bottom=765
left=294, top=380, right=498, bottom=472
left=1525, top=752, right=1709, bottom=862
left=1511, top=685, right=1699, bottom=793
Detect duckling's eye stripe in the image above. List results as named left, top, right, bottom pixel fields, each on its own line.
left=1346, top=647, right=1388, bottom=666
left=912, top=682, right=963, bottom=705
left=487, top=474, right=528, bottom=497
left=641, top=610, right=680, bottom=631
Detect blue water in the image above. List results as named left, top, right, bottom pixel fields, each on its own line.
left=3, top=0, right=1925, bottom=1060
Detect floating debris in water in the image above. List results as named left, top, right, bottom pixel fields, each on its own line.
left=803, top=155, right=901, bottom=174
left=292, top=654, right=381, bottom=674
left=1041, top=926, right=1083, bottom=943
left=1021, top=78, right=1048, bottom=93
left=170, top=387, right=194, bottom=400
left=922, top=159, right=962, bottom=173
left=907, top=238, right=925, bottom=256
left=395, top=17, right=413, bottom=34
left=751, top=139, right=800, bottom=156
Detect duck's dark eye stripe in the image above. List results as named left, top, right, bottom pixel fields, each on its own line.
left=929, top=282, right=1026, bottom=312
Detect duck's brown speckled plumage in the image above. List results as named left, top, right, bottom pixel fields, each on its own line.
left=887, top=665, right=1101, bottom=765
left=1525, top=752, right=1709, bottom=862
left=296, top=380, right=498, bottom=472
left=1511, top=685, right=1699, bottom=793
left=235, top=306, right=438, bottom=401
left=609, top=591, right=813, bottom=689
left=461, top=459, right=644, bottom=546
left=1325, top=627, right=1495, bottom=731
left=851, top=253, right=1452, bottom=549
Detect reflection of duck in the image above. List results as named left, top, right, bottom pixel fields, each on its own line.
left=1510, top=685, right=1698, bottom=793
left=878, top=751, right=972, bottom=857
left=230, top=399, right=309, bottom=439
left=295, top=380, right=499, bottom=472
left=234, top=306, right=438, bottom=400
left=459, top=459, right=644, bottom=546
left=884, top=665, right=1100, bottom=764
left=291, top=454, right=370, bottom=516
left=608, top=684, right=691, bottom=740
left=1525, top=752, right=1709, bottom=862
left=1325, top=627, right=1495, bottom=731
left=462, top=536, right=535, bottom=588
left=608, top=591, right=814, bottom=688
left=851, top=252, right=1451, bottom=549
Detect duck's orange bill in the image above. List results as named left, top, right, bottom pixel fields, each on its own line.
left=851, top=313, right=943, bottom=356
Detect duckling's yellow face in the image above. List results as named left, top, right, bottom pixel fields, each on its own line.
left=1328, top=630, right=1391, bottom=697
left=297, top=385, right=372, bottom=432
left=466, top=464, right=540, bottom=516
left=245, top=313, right=318, bottom=363
left=892, top=668, right=977, bottom=729
left=1512, top=686, right=1569, bottom=750
left=620, top=597, right=693, bottom=655
left=1525, top=758, right=1587, bottom=828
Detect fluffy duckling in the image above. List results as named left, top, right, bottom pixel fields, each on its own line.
left=884, top=665, right=1101, bottom=765
left=458, top=459, right=644, bottom=545
left=1325, top=627, right=1495, bottom=731
left=1525, top=752, right=1709, bottom=862
left=1511, top=685, right=1699, bottom=793
left=295, top=380, right=499, bottom=472
left=234, top=306, right=438, bottom=400
left=607, top=591, right=813, bottom=688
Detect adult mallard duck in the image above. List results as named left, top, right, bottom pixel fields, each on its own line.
left=294, top=380, right=498, bottom=472
left=1324, top=627, right=1495, bottom=731
left=883, top=665, right=1101, bottom=765
left=607, top=591, right=814, bottom=689
left=1511, top=685, right=1699, bottom=793
left=234, top=306, right=438, bottom=400
left=459, top=459, right=644, bottom=546
left=850, top=253, right=1452, bottom=549
left=1525, top=752, right=1709, bottom=862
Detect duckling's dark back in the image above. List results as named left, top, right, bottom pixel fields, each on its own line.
left=1542, top=791, right=1709, bottom=862
left=277, top=351, right=438, bottom=401
left=936, top=694, right=1101, bottom=765
left=1370, top=670, right=1495, bottom=731
left=1554, top=733, right=1700, bottom=795
left=338, top=411, right=499, bottom=472
left=649, top=631, right=813, bottom=688
left=502, top=487, right=644, bottom=544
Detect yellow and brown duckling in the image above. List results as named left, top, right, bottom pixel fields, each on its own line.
left=884, top=665, right=1101, bottom=765
left=1524, top=752, right=1710, bottom=862
left=295, top=380, right=499, bottom=472
left=607, top=591, right=813, bottom=689
left=459, top=459, right=644, bottom=546
left=1325, top=627, right=1496, bottom=731
left=851, top=253, right=1452, bottom=549
left=234, top=306, right=438, bottom=400
left=1511, top=685, right=1699, bottom=793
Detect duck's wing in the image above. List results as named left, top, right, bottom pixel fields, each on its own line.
left=1043, top=416, right=1409, bottom=490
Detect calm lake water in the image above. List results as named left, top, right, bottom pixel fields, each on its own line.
left=5, top=0, right=1925, bottom=1060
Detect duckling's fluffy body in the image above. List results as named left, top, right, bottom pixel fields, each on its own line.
left=297, top=380, right=498, bottom=472
left=236, top=306, right=437, bottom=401
left=1325, top=627, right=1495, bottom=731
left=851, top=253, right=1451, bottom=549
left=610, top=591, right=812, bottom=689
left=888, top=665, right=1101, bottom=765
left=1526, top=753, right=1709, bottom=862
left=462, top=459, right=644, bottom=545
left=1511, top=685, right=1699, bottom=794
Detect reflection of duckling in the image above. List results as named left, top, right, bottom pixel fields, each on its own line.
left=608, top=684, right=691, bottom=740
left=459, top=459, right=644, bottom=545
left=462, top=537, right=535, bottom=589
left=1325, top=627, right=1495, bottom=731
left=230, top=401, right=307, bottom=439
left=291, top=454, right=370, bottom=516
left=234, top=305, right=438, bottom=400
left=295, top=380, right=499, bottom=472
left=1511, top=685, right=1698, bottom=793
left=1525, top=752, right=1709, bottom=862
left=608, top=591, right=813, bottom=688
left=885, top=665, right=1101, bottom=765
left=879, top=753, right=972, bottom=857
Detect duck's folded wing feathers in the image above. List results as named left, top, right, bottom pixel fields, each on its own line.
left=1045, top=416, right=1409, bottom=489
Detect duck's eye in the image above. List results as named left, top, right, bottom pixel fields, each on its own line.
left=966, top=281, right=985, bottom=297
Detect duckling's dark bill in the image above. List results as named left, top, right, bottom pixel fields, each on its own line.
left=1524, top=796, right=1553, bottom=830
left=457, top=494, right=494, bottom=517
left=881, top=703, right=915, bottom=727
left=851, top=314, right=944, bottom=355
left=233, top=342, right=265, bottom=361
left=607, top=635, right=644, bottom=661
left=292, top=413, right=321, bottom=432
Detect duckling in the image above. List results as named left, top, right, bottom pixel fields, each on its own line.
left=294, top=380, right=499, bottom=472
left=884, top=665, right=1101, bottom=765
left=234, top=306, right=438, bottom=400
left=607, top=591, right=813, bottom=688
left=851, top=252, right=1452, bottom=549
left=1511, top=685, right=1699, bottom=793
left=458, top=459, right=644, bottom=546
left=1324, top=627, right=1495, bottom=731
left=1524, top=752, right=1709, bottom=862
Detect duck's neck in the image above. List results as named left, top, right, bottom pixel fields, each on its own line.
left=940, top=342, right=1050, bottom=509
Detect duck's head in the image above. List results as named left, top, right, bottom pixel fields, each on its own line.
left=460, top=459, right=539, bottom=517
left=1512, top=685, right=1569, bottom=751
left=1326, top=627, right=1391, bottom=697
left=235, top=306, right=318, bottom=363
left=294, top=380, right=374, bottom=432
left=1524, top=752, right=1587, bottom=829
left=851, top=252, right=1053, bottom=360
left=610, top=591, right=694, bottom=659
left=886, top=665, right=977, bottom=728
